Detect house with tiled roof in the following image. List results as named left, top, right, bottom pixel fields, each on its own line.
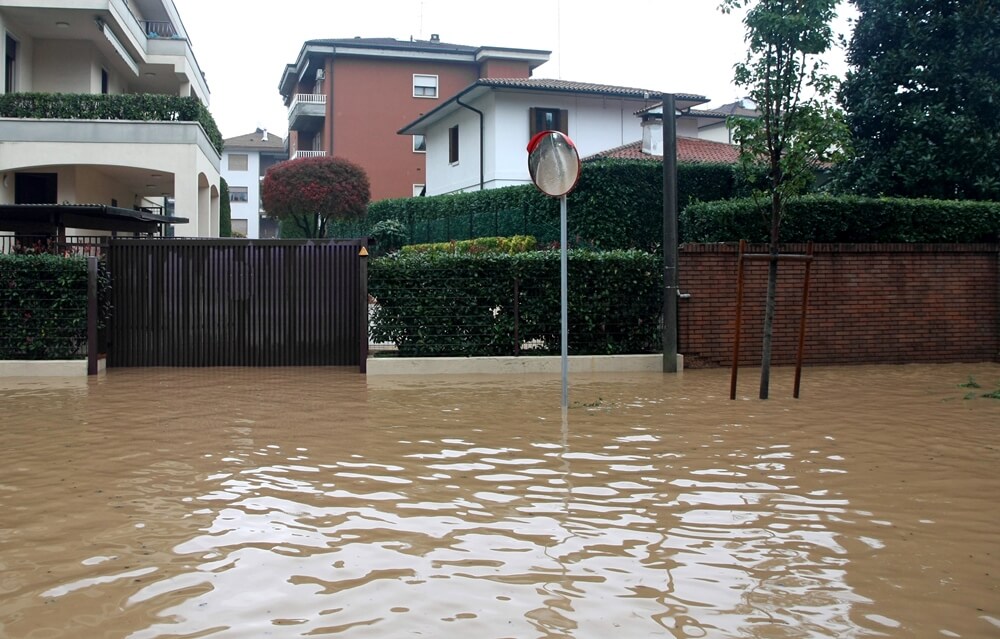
left=586, top=136, right=742, bottom=164
left=398, top=78, right=710, bottom=196
left=584, top=102, right=748, bottom=164
left=222, top=129, right=287, bottom=238
left=278, top=36, right=550, bottom=201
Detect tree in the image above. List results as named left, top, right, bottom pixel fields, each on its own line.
left=838, top=0, right=1000, bottom=200
left=262, top=156, right=371, bottom=238
left=721, top=0, right=849, bottom=398
left=219, top=177, right=232, bottom=237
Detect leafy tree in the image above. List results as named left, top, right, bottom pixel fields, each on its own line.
left=721, top=0, right=849, bottom=398
left=262, top=156, right=371, bottom=238
left=219, top=177, right=232, bottom=237
left=838, top=0, right=1000, bottom=200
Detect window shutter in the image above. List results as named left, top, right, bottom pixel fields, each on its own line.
left=528, top=107, right=539, bottom=137
left=559, top=109, right=569, bottom=135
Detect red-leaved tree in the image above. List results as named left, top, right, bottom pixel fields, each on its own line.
left=262, top=156, right=371, bottom=238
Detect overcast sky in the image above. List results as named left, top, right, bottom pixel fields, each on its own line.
left=171, top=0, right=856, bottom=140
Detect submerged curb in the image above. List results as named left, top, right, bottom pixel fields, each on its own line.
left=366, top=354, right=683, bottom=376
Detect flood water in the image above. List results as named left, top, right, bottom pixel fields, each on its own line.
left=1, top=363, right=999, bottom=638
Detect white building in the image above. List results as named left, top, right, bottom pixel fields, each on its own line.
left=398, top=78, right=710, bottom=196
left=222, top=129, right=286, bottom=238
left=0, top=0, right=220, bottom=237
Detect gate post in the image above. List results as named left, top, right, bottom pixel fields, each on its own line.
left=87, top=256, right=98, bottom=376
left=359, top=242, right=369, bottom=374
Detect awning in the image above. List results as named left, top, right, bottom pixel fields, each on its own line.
left=0, top=204, right=188, bottom=234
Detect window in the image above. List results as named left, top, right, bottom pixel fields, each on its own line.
left=448, top=125, right=459, bottom=164
left=231, top=219, right=249, bottom=236
left=412, top=184, right=425, bottom=197
left=228, top=154, right=248, bottom=171
left=229, top=186, right=249, bottom=202
left=413, top=74, right=438, bottom=98
left=5, top=34, right=17, bottom=93
left=412, top=134, right=426, bottom=153
left=101, top=68, right=109, bottom=94
left=529, top=107, right=569, bottom=137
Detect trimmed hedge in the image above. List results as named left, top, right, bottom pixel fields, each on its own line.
left=401, top=235, right=537, bottom=255
left=0, top=254, right=88, bottom=359
left=0, top=92, right=224, bottom=155
left=682, top=195, right=1000, bottom=243
left=369, top=250, right=662, bottom=356
left=328, top=160, right=758, bottom=249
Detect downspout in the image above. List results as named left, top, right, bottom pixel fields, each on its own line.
left=455, top=96, right=485, bottom=190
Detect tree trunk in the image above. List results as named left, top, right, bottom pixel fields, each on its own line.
left=759, top=248, right=779, bottom=399
left=759, top=192, right=782, bottom=400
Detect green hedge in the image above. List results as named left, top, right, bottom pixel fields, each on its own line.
left=369, top=250, right=662, bottom=356
left=0, top=254, right=89, bottom=359
left=327, top=160, right=758, bottom=248
left=0, top=92, right=224, bottom=155
left=401, top=235, right=537, bottom=255
left=682, top=195, right=1000, bottom=243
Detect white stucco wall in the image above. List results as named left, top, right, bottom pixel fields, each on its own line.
left=423, top=91, right=658, bottom=196
left=33, top=40, right=95, bottom=94
left=697, top=121, right=735, bottom=144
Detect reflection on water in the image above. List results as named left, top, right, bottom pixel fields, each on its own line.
left=1, top=364, right=999, bottom=638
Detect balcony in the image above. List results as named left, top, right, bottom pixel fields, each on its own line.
left=288, top=94, right=326, bottom=133
left=143, top=20, right=180, bottom=39
left=290, top=150, right=327, bottom=160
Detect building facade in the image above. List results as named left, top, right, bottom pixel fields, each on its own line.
left=398, top=79, right=714, bottom=196
left=222, top=129, right=286, bottom=238
left=0, top=0, right=220, bottom=237
left=278, top=36, right=550, bottom=202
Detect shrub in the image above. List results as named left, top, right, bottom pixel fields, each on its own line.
left=682, top=195, right=1000, bottom=243
left=369, top=219, right=408, bottom=256
left=329, top=160, right=759, bottom=248
left=401, top=235, right=537, bottom=255
left=0, top=254, right=89, bottom=359
left=368, top=250, right=662, bottom=356
left=0, top=92, right=224, bottom=154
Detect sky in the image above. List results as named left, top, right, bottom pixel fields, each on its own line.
left=171, top=0, right=857, bottom=141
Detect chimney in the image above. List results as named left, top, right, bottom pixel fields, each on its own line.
left=430, top=33, right=440, bottom=43
left=641, top=110, right=663, bottom=156
left=262, top=129, right=268, bottom=142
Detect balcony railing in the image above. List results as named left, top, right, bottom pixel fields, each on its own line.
left=291, top=150, right=327, bottom=160
left=144, top=20, right=180, bottom=39
left=290, top=94, right=327, bottom=108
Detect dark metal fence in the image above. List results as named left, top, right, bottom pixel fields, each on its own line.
left=0, top=235, right=108, bottom=257
left=107, top=239, right=367, bottom=368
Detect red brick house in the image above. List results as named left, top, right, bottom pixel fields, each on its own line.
left=278, top=36, right=550, bottom=201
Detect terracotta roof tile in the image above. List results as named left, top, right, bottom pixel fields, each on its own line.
left=585, top=136, right=742, bottom=164
left=223, top=130, right=286, bottom=150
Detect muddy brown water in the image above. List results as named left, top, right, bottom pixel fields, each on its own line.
left=1, top=364, right=998, bottom=638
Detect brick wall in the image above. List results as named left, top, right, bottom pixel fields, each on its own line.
left=678, top=243, right=999, bottom=368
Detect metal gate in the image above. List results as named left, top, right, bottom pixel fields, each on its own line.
left=107, top=239, right=368, bottom=369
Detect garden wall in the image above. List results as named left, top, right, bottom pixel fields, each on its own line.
left=679, top=243, right=999, bottom=368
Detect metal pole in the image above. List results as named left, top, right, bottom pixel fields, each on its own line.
left=359, top=242, right=369, bottom=374
left=87, top=256, right=98, bottom=376
left=560, top=194, right=569, bottom=409
left=662, top=93, right=679, bottom=373
left=730, top=240, right=747, bottom=400
left=793, top=242, right=814, bottom=398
